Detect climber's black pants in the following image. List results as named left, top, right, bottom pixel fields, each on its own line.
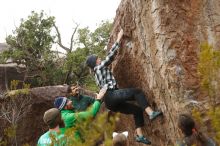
left=104, top=88, right=149, bottom=128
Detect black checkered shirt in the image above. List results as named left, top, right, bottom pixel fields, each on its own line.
left=94, top=42, right=119, bottom=89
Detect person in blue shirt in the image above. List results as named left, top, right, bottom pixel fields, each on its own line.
left=37, top=108, right=66, bottom=146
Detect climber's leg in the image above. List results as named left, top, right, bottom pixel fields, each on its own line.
left=104, top=88, right=163, bottom=120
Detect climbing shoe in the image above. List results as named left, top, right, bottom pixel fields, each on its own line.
left=135, top=135, right=151, bottom=145
left=149, top=111, right=163, bottom=120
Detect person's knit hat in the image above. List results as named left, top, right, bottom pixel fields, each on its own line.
left=54, top=96, right=68, bottom=110
left=43, top=108, right=60, bottom=126
left=86, top=54, right=98, bottom=69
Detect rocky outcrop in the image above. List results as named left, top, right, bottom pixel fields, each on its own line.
left=108, top=0, right=220, bottom=145
left=0, top=64, right=25, bottom=90
left=0, top=85, right=96, bottom=145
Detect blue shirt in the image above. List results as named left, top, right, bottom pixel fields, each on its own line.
left=37, top=128, right=66, bottom=146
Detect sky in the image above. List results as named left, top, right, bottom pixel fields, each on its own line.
left=0, top=0, right=121, bottom=47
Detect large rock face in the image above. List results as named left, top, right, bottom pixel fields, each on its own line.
left=0, top=64, right=25, bottom=90
left=109, top=0, right=220, bottom=145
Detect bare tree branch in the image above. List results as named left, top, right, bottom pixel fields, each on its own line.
left=0, top=95, right=31, bottom=125
left=70, top=23, right=79, bottom=52
left=53, top=23, right=70, bottom=52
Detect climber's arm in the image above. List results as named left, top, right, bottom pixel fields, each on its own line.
left=96, top=29, right=123, bottom=69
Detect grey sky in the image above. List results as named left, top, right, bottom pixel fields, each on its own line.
left=0, top=0, right=121, bottom=46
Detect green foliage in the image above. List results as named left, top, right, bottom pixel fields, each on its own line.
left=50, top=112, right=118, bottom=146
left=8, top=80, right=30, bottom=96
left=0, top=141, right=7, bottom=146
left=0, top=80, right=31, bottom=146
left=22, top=144, right=30, bottom=146
left=64, top=20, right=113, bottom=90
left=76, top=20, right=113, bottom=58
left=0, top=125, right=16, bottom=146
left=10, top=80, right=19, bottom=90
left=63, top=47, right=89, bottom=85
left=0, top=10, right=112, bottom=89
left=198, top=43, right=220, bottom=105
left=71, top=112, right=116, bottom=146
left=83, top=75, right=99, bottom=91
left=192, top=108, right=203, bottom=125
left=193, top=107, right=220, bottom=144
left=0, top=11, right=65, bottom=86
left=4, top=11, right=55, bottom=66
left=4, top=125, right=17, bottom=138
left=208, top=107, right=220, bottom=143
left=90, top=20, right=113, bottom=58
left=1, top=120, right=17, bottom=146
left=195, top=42, right=220, bottom=143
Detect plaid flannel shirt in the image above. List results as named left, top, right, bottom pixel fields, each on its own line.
left=94, top=42, right=120, bottom=89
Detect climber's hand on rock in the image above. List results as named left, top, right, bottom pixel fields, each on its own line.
left=96, top=87, right=107, bottom=100
left=116, top=29, right=123, bottom=43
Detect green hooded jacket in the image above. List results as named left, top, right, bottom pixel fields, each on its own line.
left=61, top=100, right=101, bottom=141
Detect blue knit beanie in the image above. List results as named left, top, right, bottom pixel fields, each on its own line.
left=54, top=97, right=68, bottom=110
left=86, top=54, right=98, bottom=69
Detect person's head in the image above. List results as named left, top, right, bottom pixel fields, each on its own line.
left=68, top=85, right=80, bottom=96
left=43, top=108, right=64, bottom=129
left=178, top=114, right=195, bottom=136
left=112, top=131, right=128, bottom=146
left=178, top=114, right=208, bottom=146
left=54, top=96, right=73, bottom=110
left=86, top=54, right=101, bottom=69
